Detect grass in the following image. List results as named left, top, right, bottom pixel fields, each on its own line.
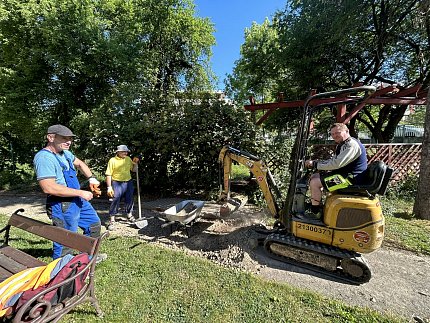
left=0, top=215, right=405, bottom=323
left=231, top=164, right=251, bottom=180
left=381, top=197, right=430, bottom=255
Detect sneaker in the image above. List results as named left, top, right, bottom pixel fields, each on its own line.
left=305, top=209, right=322, bottom=220
left=127, top=213, right=135, bottom=223
left=107, top=221, right=115, bottom=231
left=96, top=253, right=108, bottom=264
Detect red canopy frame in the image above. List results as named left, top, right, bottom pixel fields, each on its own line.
left=244, top=84, right=428, bottom=125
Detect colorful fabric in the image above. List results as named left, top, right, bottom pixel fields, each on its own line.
left=0, top=256, right=71, bottom=317
left=105, top=156, right=134, bottom=181
left=1, top=255, right=74, bottom=312
left=14, top=253, right=89, bottom=310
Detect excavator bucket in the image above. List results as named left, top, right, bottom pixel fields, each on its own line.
left=218, top=146, right=270, bottom=217
left=219, top=194, right=248, bottom=217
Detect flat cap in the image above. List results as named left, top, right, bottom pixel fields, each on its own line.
left=47, top=124, right=76, bottom=137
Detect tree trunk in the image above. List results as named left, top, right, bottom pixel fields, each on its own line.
left=413, top=88, right=430, bottom=219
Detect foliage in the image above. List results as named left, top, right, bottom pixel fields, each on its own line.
left=224, top=19, right=285, bottom=105
left=81, top=92, right=259, bottom=194
left=0, top=215, right=404, bottom=322
left=0, top=163, right=35, bottom=190
left=0, top=0, right=216, bottom=172
left=226, top=0, right=430, bottom=142
left=258, top=131, right=295, bottom=199
left=404, top=106, right=426, bottom=126
left=230, top=164, right=251, bottom=180
left=387, top=173, right=419, bottom=199
left=277, top=0, right=430, bottom=88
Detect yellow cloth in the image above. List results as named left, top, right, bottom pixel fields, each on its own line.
left=0, top=258, right=62, bottom=316
left=105, top=155, right=134, bottom=181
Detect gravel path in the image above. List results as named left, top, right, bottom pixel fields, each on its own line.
left=0, top=192, right=429, bottom=321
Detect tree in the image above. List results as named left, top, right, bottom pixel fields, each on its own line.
left=224, top=19, right=302, bottom=132
left=413, top=85, right=430, bottom=219
left=226, top=0, right=430, bottom=142
left=225, top=19, right=284, bottom=105
left=0, top=0, right=216, bottom=169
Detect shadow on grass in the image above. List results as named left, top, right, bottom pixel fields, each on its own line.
left=393, top=212, right=414, bottom=220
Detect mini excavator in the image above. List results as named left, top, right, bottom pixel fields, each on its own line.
left=218, top=86, right=393, bottom=284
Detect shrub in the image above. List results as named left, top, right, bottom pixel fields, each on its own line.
left=0, top=163, right=35, bottom=190
left=388, top=173, right=418, bottom=200
left=79, top=92, right=260, bottom=195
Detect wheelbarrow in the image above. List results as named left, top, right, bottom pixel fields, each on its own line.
left=161, top=200, right=205, bottom=236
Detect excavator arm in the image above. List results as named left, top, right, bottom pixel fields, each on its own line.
left=218, top=146, right=281, bottom=218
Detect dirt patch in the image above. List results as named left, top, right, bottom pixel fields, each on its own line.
left=0, top=192, right=429, bottom=321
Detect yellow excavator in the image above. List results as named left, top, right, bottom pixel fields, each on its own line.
left=218, top=86, right=393, bottom=284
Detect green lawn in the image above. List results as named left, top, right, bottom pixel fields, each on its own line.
left=382, top=197, right=430, bottom=255
left=0, top=215, right=406, bottom=323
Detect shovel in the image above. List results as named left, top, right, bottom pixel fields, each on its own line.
left=134, top=164, right=148, bottom=229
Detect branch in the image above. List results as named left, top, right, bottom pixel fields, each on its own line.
left=370, top=75, right=397, bottom=85
left=362, top=107, right=376, bottom=127
left=397, top=34, right=421, bottom=54
left=356, top=114, right=374, bottom=133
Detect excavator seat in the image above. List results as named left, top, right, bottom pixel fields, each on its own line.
left=336, top=161, right=394, bottom=197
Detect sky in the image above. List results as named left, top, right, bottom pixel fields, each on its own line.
left=194, top=0, right=287, bottom=91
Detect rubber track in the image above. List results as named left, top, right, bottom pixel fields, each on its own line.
left=264, top=233, right=372, bottom=285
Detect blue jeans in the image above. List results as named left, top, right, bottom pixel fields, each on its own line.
left=109, top=180, right=134, bottom=216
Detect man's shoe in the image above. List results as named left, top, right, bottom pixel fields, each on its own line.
left=96, top=253, right=108, bottom=264
left=305, top=209, right=322, bottom=220
left=107, top=221, right=115, bottom=231
left=106, top=215, right=116, bottom=230
left=127, top=213, right=135, bottom=223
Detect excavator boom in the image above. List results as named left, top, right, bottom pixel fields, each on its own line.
left=218, top=146, right=281, bottom=218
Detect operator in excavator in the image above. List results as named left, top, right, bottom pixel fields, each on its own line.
left=304, top=123, right=367, bottom=219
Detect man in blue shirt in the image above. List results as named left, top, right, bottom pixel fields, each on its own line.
left=33, top=124, right=106, bottom=261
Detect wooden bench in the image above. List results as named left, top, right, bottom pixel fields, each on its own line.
left=0, top=209, right=109, bottom=322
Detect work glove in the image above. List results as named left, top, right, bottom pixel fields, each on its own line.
left=89, top=177, right=101, bottom=197
left=305, top=160, right=317, bottom=170
left=107, top=186, right=115, bottom=198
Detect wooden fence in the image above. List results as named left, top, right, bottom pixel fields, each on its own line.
left=312, top=143, right=422, bottom=183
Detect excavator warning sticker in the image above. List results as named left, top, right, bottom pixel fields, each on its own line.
left=353, top=231, right=371, bottom=244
